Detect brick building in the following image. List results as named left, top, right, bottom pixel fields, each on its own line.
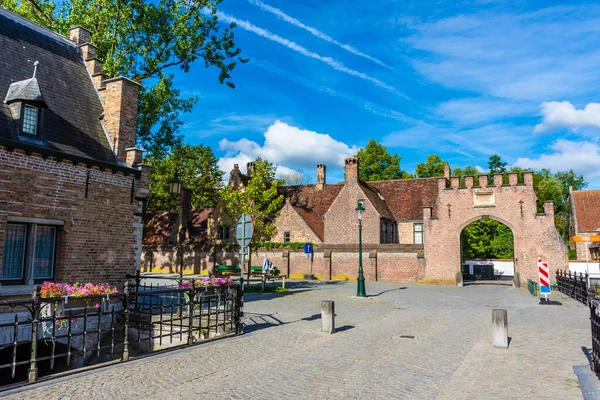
left=143, top=155, right=568, bottom=285
left=569, top=188, right=600, bottom=260
left=0, top=9, right=149, bottom=297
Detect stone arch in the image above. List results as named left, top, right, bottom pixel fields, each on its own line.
left=423, top=172, right=568, bottom=287
left=458, top=215, right=516, bottom=284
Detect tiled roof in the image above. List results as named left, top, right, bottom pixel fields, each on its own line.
left=280, top=184, right=343, bottom=241
left=369, top=178, right=439, bottom=220
left=4, top=77, right=44, bottom=104
left=143, top=209, right=212, bottom=247
left=571, top=190, right=600, bottom=233
left=292, top=205, right=325, bottom=241
left=0, top=8, right=119, bottom=165
left=359, top=181, right=395, bottom=220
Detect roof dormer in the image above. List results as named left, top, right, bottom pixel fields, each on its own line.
left=3, top=61, right=46, bottom=137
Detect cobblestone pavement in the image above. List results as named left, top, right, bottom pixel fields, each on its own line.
left=2, top=281, right=592, bottom=399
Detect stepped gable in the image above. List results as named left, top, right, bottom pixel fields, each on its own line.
left=358, top=181, right=395, bottom=220
left=0, top=8, right=117, bottom=164
left=368, top=177, right=439, bottom=221
left=571, top=190, right=600, bottom=232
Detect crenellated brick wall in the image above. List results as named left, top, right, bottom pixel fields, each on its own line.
left=0, top=148, right=147, bottom=287
left=424, top=172, right=568, bottom=285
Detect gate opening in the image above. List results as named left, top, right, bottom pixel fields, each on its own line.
left=460, top=218, right=514, bottom=283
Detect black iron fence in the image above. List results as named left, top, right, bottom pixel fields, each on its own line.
left=556, top=269, right=589, bottom=305
left=589, top=294, right=600, bottom=373
left=0, top=277, right=242, bottom=390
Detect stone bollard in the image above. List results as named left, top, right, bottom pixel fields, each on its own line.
left=321, top=300, right=335, bottom=334
left=492, top=309, right=508, bottom=348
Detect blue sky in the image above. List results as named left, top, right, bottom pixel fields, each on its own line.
left=173, top=0, right=600, bottom=185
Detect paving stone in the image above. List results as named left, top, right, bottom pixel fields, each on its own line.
left=2, top=281, right=591, bottom=399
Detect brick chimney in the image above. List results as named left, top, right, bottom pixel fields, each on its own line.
left=70, top=26, right=141, bottom=163
left=69, top=26, right=91, bottom=45
left=247, top=162, right=255, bottom=178
left=316, top=164, right=326, bottom=190
left=344, top=157, right=359, bottom=184
left=103, top=77, right=140, bottom=162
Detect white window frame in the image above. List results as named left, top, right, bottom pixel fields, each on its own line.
left=414, top=223, right=424, bottom=245
left=21, top=104, right=39, bottom=135
left=283, top=232, right=291, bottom=243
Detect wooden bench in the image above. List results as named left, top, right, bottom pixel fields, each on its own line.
left=250, top=266, right=281, bottom=276
left=214, top=265, right=241, bottom=275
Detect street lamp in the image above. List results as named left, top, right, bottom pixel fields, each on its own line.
left=356, top=199, right=367, bottom=298
left=169, top=172, right=184, bottom=281
left=169, top=172, right=181, bottom=197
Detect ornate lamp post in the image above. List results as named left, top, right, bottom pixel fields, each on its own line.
left=169, top=172, right=184, bottom=281
left=356, top=199, right=367, bottom=298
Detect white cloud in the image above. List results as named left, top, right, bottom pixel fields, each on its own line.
left=218, top=121, right=358, bottom=175
left=246, top=0, right=392, bottom=69
left=516, top=139, right=600, bottom=180
left=535, top=101, right=600, bottom=133
left=216, top=11, right=406, bottom=98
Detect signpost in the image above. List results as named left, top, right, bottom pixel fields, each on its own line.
left=304, top=243, right=313, bottom=259
left=571, top=235, right=600, bottom=287
left=538, top=258, right=551, bottom=301
left=236, top=214, right=253, bottom=291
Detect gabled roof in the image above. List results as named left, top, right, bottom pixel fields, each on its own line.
left=571, top=190, right=600, bottom=233
left=358, top=181, right=395, bottom=220
left=369, top=178, right=439, bottom=220
left=292, top=205, right=324, bottom=241
left=0, top=8, right=118, bottom=165
left=280, top=184, right=344, bottom=241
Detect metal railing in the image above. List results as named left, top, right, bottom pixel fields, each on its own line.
left=556, top=269, right=589, bottom=305
left=589, top=294, right=600, bottom=373
left=0, top=277, right=242, bottom=390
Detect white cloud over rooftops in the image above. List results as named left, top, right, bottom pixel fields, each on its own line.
left=535, top=101, right=600, bottom=133
left=218, top=120, right=357, bottom=176
left=516, top=139, right=600, bottom=180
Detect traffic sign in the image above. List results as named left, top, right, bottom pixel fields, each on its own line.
left=538, top=258, right=551, bottom=297
left=236, top=214, right=253, bottom=291
left=235, top=214, right=253, bottom=248
left=304, top=243, right=313, bottom=254
left=571, top=235, right=600, bottom=242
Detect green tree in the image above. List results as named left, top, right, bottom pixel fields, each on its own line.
left=355, top=139, right=404, bottom=181
left=2, top=0, right=246, bottom=159
left=148, top=144, right=223, bottom=211
left=488, top=154, right=507, bottom=174
left=416, top=154, right=445, bottom=178
left=461, top=219, right=514, bottom=260
left=220, top=158, right=284, bottom=239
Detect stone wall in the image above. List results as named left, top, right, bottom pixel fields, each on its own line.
left=0, top=148, right=147, bottom=287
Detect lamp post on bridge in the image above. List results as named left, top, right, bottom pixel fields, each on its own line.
left=356, top=199, right=367, bottom=298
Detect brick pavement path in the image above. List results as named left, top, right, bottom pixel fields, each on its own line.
left=2, top=281, right=592, bottom=399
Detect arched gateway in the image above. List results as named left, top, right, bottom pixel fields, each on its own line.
left=423, top=171, right=568, bottom=287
